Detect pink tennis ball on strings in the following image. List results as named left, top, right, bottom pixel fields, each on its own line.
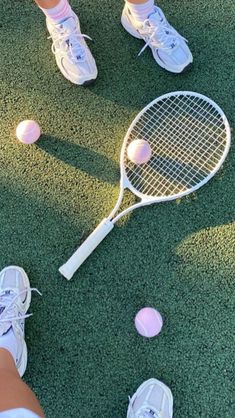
left=135, top=307, right=163, bottom=338
left=16, top=120, right=41, bottom=144
left=127, top=139, right=152, bottom=165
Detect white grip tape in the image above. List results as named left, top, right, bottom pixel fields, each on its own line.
left=59, top=218, right=114, bottom=280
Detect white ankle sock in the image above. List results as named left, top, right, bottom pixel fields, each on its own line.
left=39, top=0, right=73, bottom=24
left=0, top=328, right=18, bottom=363
left=126, top=0, right=155, bottom=22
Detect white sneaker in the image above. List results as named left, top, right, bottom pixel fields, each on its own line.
left=0, top=266, right=39, bottom=377
left=121, top=5, right=193, bottom=73
left=47, top=12, right=98, bottom=85
left=127, top=378, right=173, bottom=418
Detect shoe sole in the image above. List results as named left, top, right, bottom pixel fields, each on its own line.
left=121, top=12, right=193, bottom=74
left=82, top=79, right=97, bottom=86
left=180, top=62, right=193, bottom=73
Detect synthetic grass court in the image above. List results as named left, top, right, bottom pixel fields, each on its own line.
left=0, top=0, right=235, bottom=417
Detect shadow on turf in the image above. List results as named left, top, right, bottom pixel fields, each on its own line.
left=0, top=176, right=234, bottom=418
left=38, top=135, right=120, bottom=185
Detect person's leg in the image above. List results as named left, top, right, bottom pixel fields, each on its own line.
left=34, top=0, right=97, bottom=85
left=0, top=350, right=44, bottom=417
left=121, top=0, right=193, bottom=73
left=0, top=266, right=44, bottom=417
left=127, top=378, right=173, bottom=418
left=35, top=0, right=61, bottom=7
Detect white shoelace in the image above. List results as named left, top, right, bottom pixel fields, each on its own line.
left=0, top=288, right=41, bottom=324
left=48, top=26, right=92, bottom=63
left=138, top=12, right=187, bottom=56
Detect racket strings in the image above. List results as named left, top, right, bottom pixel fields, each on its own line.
left=124, top=94, right=228, bottom=197
left=139, top=100, right=226, bottom=160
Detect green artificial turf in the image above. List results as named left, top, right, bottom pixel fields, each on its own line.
left=0, top=0, right=235, bottom=416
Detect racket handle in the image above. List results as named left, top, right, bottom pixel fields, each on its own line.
left=59, top=218, right=114, bottom=280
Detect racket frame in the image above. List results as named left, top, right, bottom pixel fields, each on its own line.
left=110, top=91, right=231, bottom=223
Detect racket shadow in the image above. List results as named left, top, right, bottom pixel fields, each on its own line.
left=148, top=155, right=210, bottom=194
left=38, top=135, right=120, bottom=185
left=127, top=155, right=210, bottom=198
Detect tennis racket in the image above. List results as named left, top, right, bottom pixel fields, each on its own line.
left=59, top=91, right=231, bottom=280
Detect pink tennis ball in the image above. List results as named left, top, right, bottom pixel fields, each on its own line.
left=16, top=120, right=41, bottom=144
left=135, top=307, right=163, bottom=338
left=127, top=139, right=152, bottom=165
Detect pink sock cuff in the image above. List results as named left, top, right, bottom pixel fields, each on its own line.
left=126, top=0, right=155, bottom=21
left=39, top=0, right=72, bottom=23
left=51, top=2, right=70, bottom=21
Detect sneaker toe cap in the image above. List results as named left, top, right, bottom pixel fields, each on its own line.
left=158, top=42, right=193, bottom=73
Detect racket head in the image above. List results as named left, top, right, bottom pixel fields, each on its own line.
left=120, top=91, right=231, bottom=202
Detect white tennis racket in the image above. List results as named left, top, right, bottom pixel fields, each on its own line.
left=60, top=91, right=231, bottom=280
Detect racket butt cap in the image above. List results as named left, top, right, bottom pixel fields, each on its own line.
left=59, top=265, right=73, bottom=281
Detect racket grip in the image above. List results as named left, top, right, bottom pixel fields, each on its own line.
left=59, top=218, right=114, bottom=280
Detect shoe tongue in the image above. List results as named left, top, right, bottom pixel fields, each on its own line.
left=58, top=17, right=83, bottom=60
left=59, top=16, right=76, bottom=33
left=0, top=290, right=15, bottom=308
left=0, top=290, right=16, bottom=335
left=147, top=9, right=163, bottom=25
left=0, top=322, right=11, bottom=336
